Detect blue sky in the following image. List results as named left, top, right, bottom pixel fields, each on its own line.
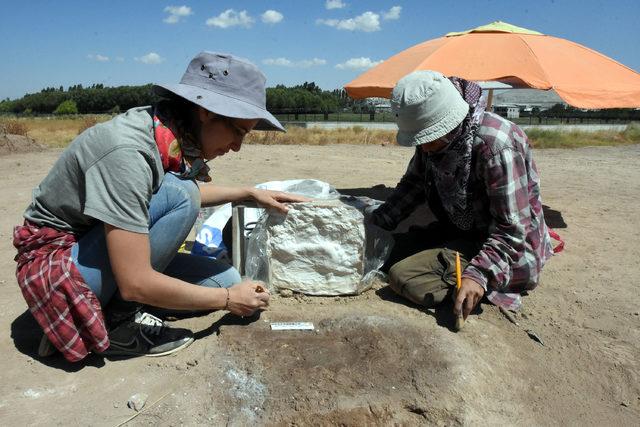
left=1, top=0, right=639, bottom=100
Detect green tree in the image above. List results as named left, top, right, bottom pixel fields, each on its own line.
left=53, top=100, right=79, bottom=115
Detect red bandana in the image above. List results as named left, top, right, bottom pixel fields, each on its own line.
left=153, top=115, right=184, bottom=173
left=152, top=114, right=211, bottom=182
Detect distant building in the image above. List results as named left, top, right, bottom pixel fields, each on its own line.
left=492, top=89, right=566, bottom=113
left=493, top=104, right=521, bottom=118
left=366, top=97, right=392, bottom=113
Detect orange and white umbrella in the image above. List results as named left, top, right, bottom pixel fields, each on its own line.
left=344, top=21, right=640, bottom=108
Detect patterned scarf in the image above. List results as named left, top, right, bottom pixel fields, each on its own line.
left=153, top=105, right=212, bottom=182
left=426, top=77, right=486, bottom=231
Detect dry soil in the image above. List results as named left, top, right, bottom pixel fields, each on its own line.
left=0, top=143, right=639, bottom=426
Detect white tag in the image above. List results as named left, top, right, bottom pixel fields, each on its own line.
left=270, top=322, right=315, bottom=331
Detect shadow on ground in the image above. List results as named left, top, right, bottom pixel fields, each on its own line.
left=542, top=204, right=568, bottom=228
left=10, top=308, right=263, bottom=371
left=10, top=310, right=106, bottom=371
left=375, top=285, right=483, bottom=332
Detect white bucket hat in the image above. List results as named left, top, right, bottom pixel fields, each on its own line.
left=392, top=70, right=469, bottom=146
left=153, top=52, right=285, bottom=132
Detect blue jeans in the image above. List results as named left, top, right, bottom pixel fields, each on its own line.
left=71, top=173, right=242, bottom=306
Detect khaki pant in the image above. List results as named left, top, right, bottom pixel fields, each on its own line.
left=385, top=224, right=481, bottom=308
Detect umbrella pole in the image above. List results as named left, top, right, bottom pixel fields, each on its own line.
left=487, top=89, right=494, bottom=111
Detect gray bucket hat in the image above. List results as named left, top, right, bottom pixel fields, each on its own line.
left=153, top=52, right=285, bottom=132
left=392, top=70, right=469, bottom=146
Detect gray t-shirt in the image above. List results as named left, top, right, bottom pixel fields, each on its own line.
left=24, top=107, right=165, bottom=234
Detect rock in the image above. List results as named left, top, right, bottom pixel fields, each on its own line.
left=279, top=288, right=293, bottom=297
left=264, top=201, right=366, bottom=295
left=127, top=393, right=148, bottom=412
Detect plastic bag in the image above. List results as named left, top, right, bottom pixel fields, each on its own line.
left=192, top=179, right=340, bottom=258
left=242, top=179, right=341, bottom=234
left=245, top=195, right=394, bottom=295
left=191, top=203, right=232, bottom=262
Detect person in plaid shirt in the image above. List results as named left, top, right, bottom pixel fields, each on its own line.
left=371, top=70, right=554, bottom=324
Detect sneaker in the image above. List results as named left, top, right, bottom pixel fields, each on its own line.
left=97, top=312, right=194, bottom=357
left=38, top=334, right=57, bottom=358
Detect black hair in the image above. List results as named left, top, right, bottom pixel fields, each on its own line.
left=154, top=96, right=202, bottom=147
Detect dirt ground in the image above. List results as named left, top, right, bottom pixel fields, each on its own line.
left=0, top=134, right=44, bottom=156
left=0, top=142, right=639, bottom=426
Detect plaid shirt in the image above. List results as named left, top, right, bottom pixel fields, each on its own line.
left=13, top=221, right=109, bottom=362
left=375, top=112, right=553, bottom=295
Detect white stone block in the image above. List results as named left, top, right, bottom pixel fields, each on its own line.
left=264, top=201, right=366, bottom=295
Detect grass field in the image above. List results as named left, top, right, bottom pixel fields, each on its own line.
left=0, top=115, right=111, bottom=148
left=274, top=112, right=396, bottom=123
left=1, top=115, right=639, bottom=149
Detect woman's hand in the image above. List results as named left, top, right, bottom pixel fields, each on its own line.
left=249, top=189, right=310, bottom=214
left=226, top=280, right=271, bottom=317
left=453, top=278, right=485, bottom=320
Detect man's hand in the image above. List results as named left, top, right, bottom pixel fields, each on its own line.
left=453, top=278, right=485, bottom=320
left=227, top=280, right=271, bottom=317
left=249, top=189, right=310, bottom=214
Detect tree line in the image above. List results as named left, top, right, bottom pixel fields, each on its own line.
left=530, top=103, right=640, bottom=122
left=0, top=82, right=368, bottom=115
left=2, top=83, right=637, bottom=122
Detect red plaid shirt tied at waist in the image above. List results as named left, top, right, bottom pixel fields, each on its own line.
left=13, top=221, right=109, bottom=362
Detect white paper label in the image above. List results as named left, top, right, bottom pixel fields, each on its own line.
left=270, top=322, right=315, bottom=331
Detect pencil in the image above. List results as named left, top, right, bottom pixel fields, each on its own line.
left=455, top=251, right=462, bottom=293
left=454, top=251, right=464, bottom=331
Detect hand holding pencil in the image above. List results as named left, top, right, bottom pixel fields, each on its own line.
left=453, top=251, right=485, bottom=331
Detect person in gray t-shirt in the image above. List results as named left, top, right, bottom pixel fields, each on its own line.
left=17, top=52, right=306, bottom=359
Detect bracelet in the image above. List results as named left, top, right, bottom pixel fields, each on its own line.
left=224, top=288, right=230, bottom=310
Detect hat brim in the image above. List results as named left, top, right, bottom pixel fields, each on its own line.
left=396, top=103, right=470, bottom=147
left=153, top=83, right=285, bottom=132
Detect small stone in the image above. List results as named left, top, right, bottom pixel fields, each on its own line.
left=279, top=289, right=293, bottom=297
left=127, top=393, right=148, bottom=412
left=620, top=402, right=629, bottom=407
left=113, top=402, right=119, bottom=408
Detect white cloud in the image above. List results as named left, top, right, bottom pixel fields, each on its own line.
left=135, top=52, right=165, bottom=64
left=335, top=57, right=383, bottom=70
left=263, top=57, right=292, bottom=67
left=298, top=58, right=327, bottom=67
left=261, top=10, right=283, bottom=24
left=163, top=5, right=193, bottom=24
left=325, top=0, right=346, bottom=9
left=206, top=9, right=254, bottom=29
left=383, top=6, right=401, bottom=20
left=87, top=54, right=110, bottom=62
left=262, top=57, right=326, bottom=68
left=115, top=57, right=125, bottom=62
left=317, top=11, right=380, bottom=32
